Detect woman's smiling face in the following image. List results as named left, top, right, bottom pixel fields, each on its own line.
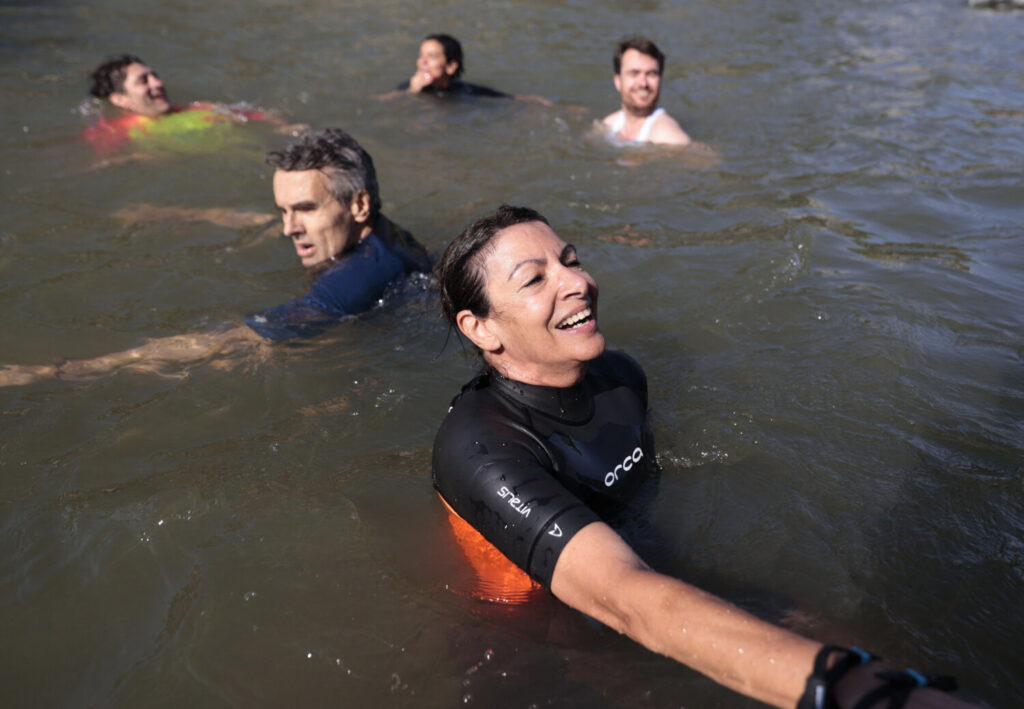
left=465, top=221, right=605, bottom=387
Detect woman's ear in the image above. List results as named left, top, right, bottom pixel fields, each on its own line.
left=456, top=309, right=500, bottom=353
left=445, top=61, right=460, bottom=77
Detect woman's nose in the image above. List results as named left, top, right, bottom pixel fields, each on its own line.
left=558, top=265, right=589, bottom=296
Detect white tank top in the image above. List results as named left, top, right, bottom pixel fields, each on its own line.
left=607, top=107, right=665, bottom=143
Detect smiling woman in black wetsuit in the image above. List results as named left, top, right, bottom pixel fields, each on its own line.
left=432, top=205, right=975, bottom=709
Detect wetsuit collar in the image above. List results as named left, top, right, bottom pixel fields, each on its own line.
left=488, top=367, right=593, bottom=423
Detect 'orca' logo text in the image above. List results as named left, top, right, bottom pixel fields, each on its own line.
left=605, top=446, right=643, bottom=487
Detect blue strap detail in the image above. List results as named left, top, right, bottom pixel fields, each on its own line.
left=849, top=647, right=873, bottom=665
left=904, top=669, right=928, bottom=687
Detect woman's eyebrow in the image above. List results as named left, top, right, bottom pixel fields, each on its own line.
left=508, top=257, right=545, bottom=281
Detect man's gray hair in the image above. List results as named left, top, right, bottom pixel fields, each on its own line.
left=266, top=128, right=381, bottom=220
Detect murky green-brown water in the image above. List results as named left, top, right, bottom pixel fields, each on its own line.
left=1, top=1, right=1022, bottom=706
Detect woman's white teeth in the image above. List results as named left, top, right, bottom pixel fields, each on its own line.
left=557, top=307, right=591, bottom=329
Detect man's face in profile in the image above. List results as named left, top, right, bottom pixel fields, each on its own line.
left=614, top=49, right=662, bottom=116
left=109, top=62, right=171, bottom=117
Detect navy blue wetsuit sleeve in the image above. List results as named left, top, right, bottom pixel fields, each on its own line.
left=244, top=296, right=342, bottom=341
left=432, top=408, right=600, bottom=587
left=244, top=234, right=406, bottom=341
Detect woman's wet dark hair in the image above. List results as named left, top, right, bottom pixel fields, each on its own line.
left=435, top=205, right=549, bottom=328
left=425, top=33, right=465, bottom=79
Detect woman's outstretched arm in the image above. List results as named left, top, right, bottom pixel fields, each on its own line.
left=550, top=521, right=976, bottom=709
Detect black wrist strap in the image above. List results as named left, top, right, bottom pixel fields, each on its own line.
left=797, top=645, right=877, bottom=709
left=798, top=645, right=960, bottom=709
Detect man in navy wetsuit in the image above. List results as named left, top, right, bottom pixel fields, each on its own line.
left=245, top=128, right=431, bottom=340
left=0, top=129, right=429, bottom=386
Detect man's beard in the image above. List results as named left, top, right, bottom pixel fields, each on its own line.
left=623, top=91, right=658, bottom=117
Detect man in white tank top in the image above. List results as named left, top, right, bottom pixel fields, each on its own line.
left=601, top=37, right=691, bottom=146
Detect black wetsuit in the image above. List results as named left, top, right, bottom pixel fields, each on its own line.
left=432, top=350, right=656, bottom=587
left=396, top=79, right=511, bottom=98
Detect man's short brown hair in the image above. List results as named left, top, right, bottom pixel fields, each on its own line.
left=613, top=37, right=665, bottom=75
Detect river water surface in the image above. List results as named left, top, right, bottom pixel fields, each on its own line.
left=1, top=1, right=1022, bottom=707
